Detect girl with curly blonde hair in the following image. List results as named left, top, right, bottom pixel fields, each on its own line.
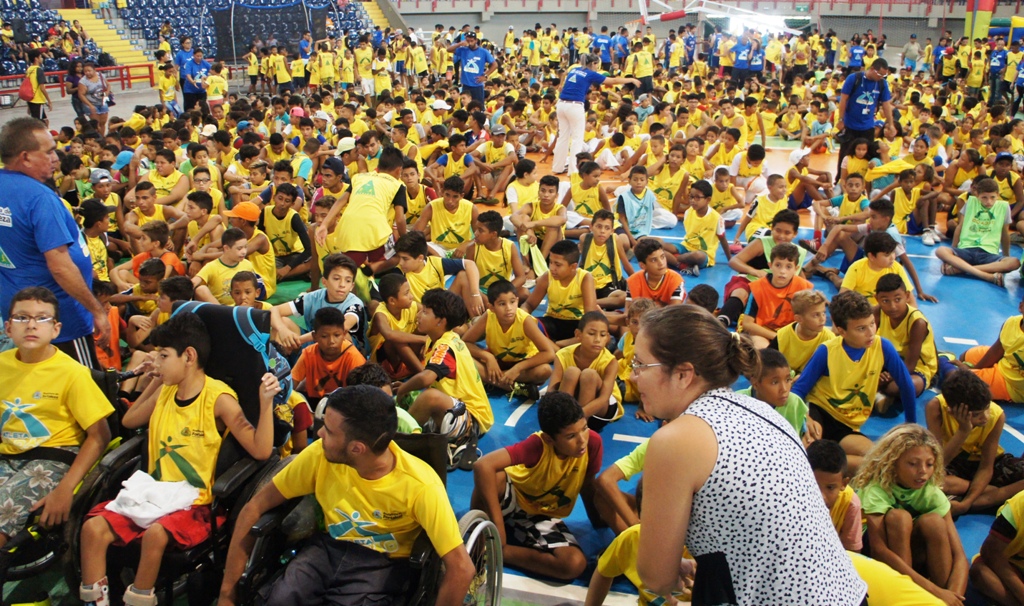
left=852, top=423, right=968, bottom=605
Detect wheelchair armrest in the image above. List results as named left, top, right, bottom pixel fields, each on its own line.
left=250, top=498, right=302, bottom=537
left=211, top=458, right=260, bottom=499
left=98, top=434, right=145, bottom=471
left=409, top=529, right=435, bottom=569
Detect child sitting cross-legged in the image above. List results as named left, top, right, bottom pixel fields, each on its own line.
left=935, top=176, right=1020, bottom=288
left=874, top=274, right=941, bottom=417
left=550, top=311, right=622, bottom=431
left=852, top=424, right=968, bottom=605
left=472, top=392, right=603, bottom=581
left=522, top=239, right=598, bottom=348
left=463, top=279, right=556, bottom=400
left=807, top=439, right=862, bottom=552
left=970, top=481, right=1024, bottom=604
left=79, top=312, right=279, bottom=606
left=663, top=180, right=732, bottom=277
left=792, top=290, right=918, bottom=472
left=367, top=273, right=429, bottom=380
left=925, top=369, right=1024, bottom=516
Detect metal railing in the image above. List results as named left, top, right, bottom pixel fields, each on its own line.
left=0, top=63, right=155, bottom=97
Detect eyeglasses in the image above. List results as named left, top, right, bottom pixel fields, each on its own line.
left=194, top=178, right=211, bottom=184
left=630, top=358, right=663, bottom=374
left=9, top=315, right=55, bottom=325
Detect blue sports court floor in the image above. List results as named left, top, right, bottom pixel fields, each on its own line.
left=445, top=217, right=1024, bottom=604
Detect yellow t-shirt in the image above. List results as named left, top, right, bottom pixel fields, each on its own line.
left=878, top=307, right=937, bottom=384
left=681, top=206, right=724, bottom=266
left=369, top=302, right=419, bottom=362
left=196, top=257, right=256, bottom=305
left=546, top=268, right=586, bottom=321
left=205, top=74, right=227, bottom=101
left=485, top=308, right=539, bottom=364
left=425, top=331, right=493, bottom=432
left=88, top=234, right=109, bottom=281
left=0, top=349, right=114, bottom=454
left=597, top=525, right=688, bottom=606
left=338, top=172, right=403, bottom=252
left=777, top=323, right=836, bottom=373
left=273, top=439, right=463, bottom=558
left=995, top=316, right=1024, bottom=402
left=474, top=238, right=516, bottom=290
left=806, top=336, right=885, bottom=430
left=148, top=376, right=230, bottom=505
left=937, top=395, right=1003, bottom=460
left=504, top=430, right=592, bottom=518
left=840, top=258, right=914, bottom=306
left=745, top=193, right=787, bottom=239
left=555, top=344, right=622, bottom=416
left=427, top=198, right=473, bottom=251
left=650, top=165, right=687, bottom=212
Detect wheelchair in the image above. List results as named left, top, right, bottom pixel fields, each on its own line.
left=0, top=368, right=129, bottom=606
left=50, top=303, right=296, bottom=606
left=234, top=431, right=504, bottom=606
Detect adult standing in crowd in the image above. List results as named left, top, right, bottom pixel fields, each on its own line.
left=78, top=61, right=110, bottom=136
left=65, top=59, right=87, bottom=122
left=632, top=305, right=866, bottom=604
left=901, top=33, right=921, bottom=72
left=0, top=118, right=109, bottom=368
left=447, top=32, right=496, bottom=107
left=835, top=57, right=893, bottom=180
left=181, top=47, right=211, bottom=113
left=173, top=36, right=192, bottom=78
left=551, top=54, right=639, bottom=175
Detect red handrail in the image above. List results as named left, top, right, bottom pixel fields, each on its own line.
left=0, top=63, right=154, bottom=98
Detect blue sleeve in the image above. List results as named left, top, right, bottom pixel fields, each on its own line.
left=829, top=194, right=844, bottom=208
left=441, top=258, right=465, bottom=275
left=589, top=71, right=607, bottom=88
left=879, top=81, right=892, bottom=103
left=463, top=155, right=473, bottom=166
left=436, top=155, right=449, bottom=167
left=792, top=344, right=830, bottom=399
left=841, top=74, right=856, bottom=96
left=34, top=191, right=77, bottom=253
left=259, top=188, right=272, bottom=205
left=880, top=337, right=918, bottom=424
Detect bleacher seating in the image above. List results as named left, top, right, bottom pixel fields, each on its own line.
left=0, top=0, right=102, bottom=75
left=120, top=0, right=218, bottom=58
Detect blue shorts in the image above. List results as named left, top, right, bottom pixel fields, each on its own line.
left=788, top=192, right=813, bottom=210
left=906, top=213, right=925, bottom=235
left=395, top=60, right=405, bottom=73
left=903, top=58, right=917, bottom=71
left=952, top=246, right=1004, bottom=266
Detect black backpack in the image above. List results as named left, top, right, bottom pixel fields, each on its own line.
left=98, top=52, right=115, bottom=67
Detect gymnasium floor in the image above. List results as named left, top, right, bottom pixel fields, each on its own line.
left=8, top=145, right=1024, bottom=605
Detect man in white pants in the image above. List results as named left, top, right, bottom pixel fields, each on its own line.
left=551, top=54, right=639, bottom=175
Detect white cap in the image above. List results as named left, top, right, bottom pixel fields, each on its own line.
left=200, top=124, right=218, bottom=137
left=431, top=100, right=451, bottom=111
left=313, top=110, right=331, bottom=121
left=335, top=137, right=356, bottom=154
left=789, top=147, right=812, bottom=165
left=509, top=25, right=514, bottom=29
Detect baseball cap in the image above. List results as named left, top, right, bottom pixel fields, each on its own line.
left=200, top=124, right=218, bottom=137
left=910, top=34, right=917, bottom=38
left=236, top=120, right=251, bottom=131
left=112, top=150, right=134, bottom=171
left=789, top=148, right=812, bottom=165
left=322, top=156, right=345, bottom=174
left=995, top=151, right=1015, bottom=163
left=509, top=25, right=514, bottom=29
left=79, top=198, right=115, bottom=227
left=335, top=137, right=357, bottom=154
left=290, top=107, right=306, bottom=118
left=223, top=201, right=261, bottom=222
left=466, top=32, right=477, bottom=39
left=491, top=124, right=507, bottom=136
left=313, top=110, right=331, bottom=121
left=89, top=168, right=113, bottom=184
left=638, top=94, right=650, bottom=102
left=432, top=100, right=451, bottom=111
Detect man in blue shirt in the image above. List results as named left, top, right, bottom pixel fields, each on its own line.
left=372, top=27, right=383, bottom=49
left=181, top=48, right=211, bottom=114
left=730, top=32, right=752, bottom=86
left=448, top=33, right=495, bottom=107
left=0, top=118, right=108, bottom=368
left=591, top=26, right=613, bottom=72
left=990, top=37, right=1009, bottom=104
left=684, top=26, right=696, bottom=66
left=613, top=28, right=630, bottom=70
left=836, top=58, right=894, bottom=180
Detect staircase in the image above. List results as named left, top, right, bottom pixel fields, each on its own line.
left=57, top=8, right=150, bottom=66
left=360, top=0, right=392, bottom=32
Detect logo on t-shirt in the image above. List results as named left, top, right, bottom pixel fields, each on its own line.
left=0, top=207, right=11, bottom=227
left=0, top=244, right=14, bottom=270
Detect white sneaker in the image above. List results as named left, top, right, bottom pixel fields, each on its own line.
left=922, top=231, right=936, bottom=246
left=931, top=227, right=946, bottom=241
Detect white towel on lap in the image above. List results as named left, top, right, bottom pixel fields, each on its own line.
left=105, top=470, right=200, bottom=528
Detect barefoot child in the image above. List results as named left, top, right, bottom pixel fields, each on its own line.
left=853, top=424, right=968, bottom=605
left=935, top=177, right=1020, bottom=287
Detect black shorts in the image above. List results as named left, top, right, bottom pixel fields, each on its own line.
left=947, top=451, right=1024, bottom=487
left=539, top=316, right=578, bottom=343
left=808, top=403, right=865, bottom=442
left=275, top=252, right=311, bottom=269
left=549, top=61, right=559, bottom=69
left=601, top=62, right=611, bottom=72
left=249, top=75, right=258, bottom=85
left=56, top=334, right=101, bottom=370
left=27, top=102, right=46, bottom=121
left=595, top=281, right=624, bottom=300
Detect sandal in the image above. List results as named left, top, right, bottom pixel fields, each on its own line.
left=816, top=266, right=842, bottom=287
left=993, top=272, right=1006, bottom=288
left=940, top=263, right=959, bottom=276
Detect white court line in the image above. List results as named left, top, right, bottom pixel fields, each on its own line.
left=504, top=402, right=534, bottom=427
left=943, top=337, right=979, bottom=346
left=613, top=434, right=648, bottom=444
left=503, top=572, right=638, bottom=605
left=1004, top=424, right=1024, bottom=447
left=905, top=253, right=935, bottom=259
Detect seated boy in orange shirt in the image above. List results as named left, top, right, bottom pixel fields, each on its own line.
left=291, top=307, right=366, bottom=400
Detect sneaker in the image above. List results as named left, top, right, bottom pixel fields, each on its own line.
left=717, top=314, right=731, bottom=327
left=930, top=227, right=946, bottom=242
left=510, top=381, right=540, bottom=401
left=1011, top=232, right=1024, bottom=245
left=922, top=231, right=936, bottom=246
left=680, top=264, right=700, bottom=277
left=797, top=239, right=819, bottom=253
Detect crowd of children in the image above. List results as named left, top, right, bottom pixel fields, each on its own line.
left=8, top=14, right=1024, bottom=606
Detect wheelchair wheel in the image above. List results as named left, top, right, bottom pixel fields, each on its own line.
left=457, top=510, right=502, bottom=606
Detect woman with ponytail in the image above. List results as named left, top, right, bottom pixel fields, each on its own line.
left=632, top=305, right=866, bottom=605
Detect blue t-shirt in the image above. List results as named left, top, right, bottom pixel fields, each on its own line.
left=173, top=49, right=191, bottom=70
left=732, top=41, right=751, bottom=70
left=849, top=46, right=865, bottom=67
left=559, top=67, right=606, bottom=102
left=0, top=170, right=94, bottom=342
left=453, top=46, right=494, bottom=88
left=840, top=72, right=891, bottom=131
left=299, top=39, right=311, bottom=60
left=181, top=58, right=211, bottom=94
left=991, top=49, right=1008, bottom=73
left=292, top=289, right=367, bottom=350
left=591, top=34, right=612, bottom=63
left=372, top=30, right=383, bottom=48
left=613, top=35, right=629, bottom=58
left=749, top=49, right=765, bottom=71
left=933, top=45, right=946, bottom=62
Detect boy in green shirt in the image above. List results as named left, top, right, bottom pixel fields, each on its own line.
left=936, top=176, right=1020, bottom=287
left=737, top=348, right=820, bottom=446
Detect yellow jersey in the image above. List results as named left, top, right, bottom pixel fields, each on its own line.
left=504, top=430, right=592, bottom=517
left=196, top=257, right=256, bottom=305
left=427, top=198, right=474, bottom=251
left=369, top=302, right=419, bottom=362
left=776, top=323, right=836, bottom=373
left=840, top=258, right=913, bottom=306
left=806, top=337, right=884, bottom=430
left=556, top=344, right=622, bottom=418
left=546, top=268, right=587, bottom=320
left=681, top=207, right=724, bottom=266
left=877, top=307, right=937, bottom=384
left=485, top=308, right=539, bottom=364
left=995, top=316, right=1024, bottom=402
left=937, top=395, right=1003, bottom=460
left=745, top=194, right=787, bottom=239
left=474, top=238, right=516, bottom=290
left=263, top=206, right=303, bottom=256
left=425, top=331, right=493, bottom=432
